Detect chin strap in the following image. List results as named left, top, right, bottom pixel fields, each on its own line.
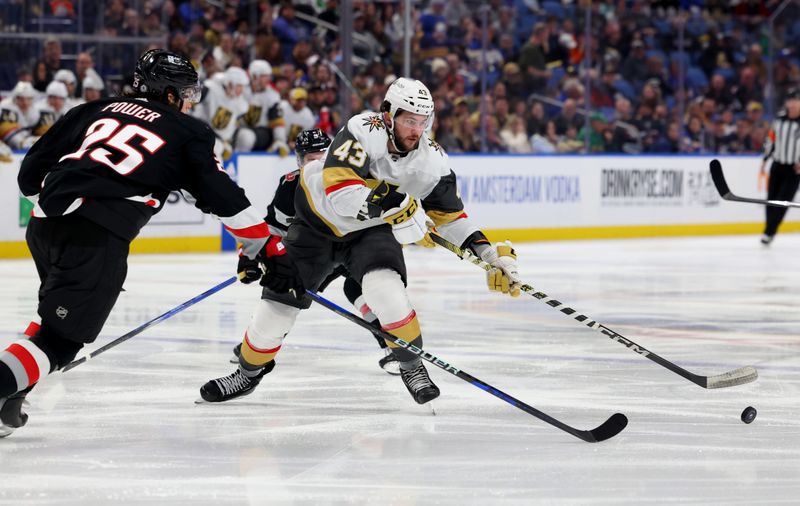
left=385, top=117, right=409, bottom=155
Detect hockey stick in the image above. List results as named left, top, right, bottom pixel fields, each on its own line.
left=710, top=159, right=800, bottom=208
left=62, top=275, right=239, bottom=372
left=429, top=233, right=758, bottom=389
left=305, top=290, right=628, bottom=443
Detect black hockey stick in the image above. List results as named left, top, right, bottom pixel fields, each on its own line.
left=429, top=233, right=758, bottom=389
left=62, top=275, right=239, bottom=372
left=710, top=158, right=800, bottom=208
left=305, top=290, right=628, bottom=443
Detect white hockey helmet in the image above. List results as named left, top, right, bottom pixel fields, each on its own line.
left=381, top=77, right=434, bottom=119
left=83, top=74, right=104, bottom=91
left=224, top=66, right=249, bottom=87
left=46, top=80, right=68, bottom=98
left=54, top=69, right=77, bottom=85
left=11, top=81, right=36, bottom=98
left=248, top=59, right=272, bottom=77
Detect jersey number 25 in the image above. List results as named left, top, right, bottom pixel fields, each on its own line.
left=60, top=118, right=166, bottom=175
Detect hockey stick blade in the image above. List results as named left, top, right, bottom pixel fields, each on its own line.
left=62, top=275, right=239, bottom=372
left=429, top=233, right=758, bottom=389
left=305, top=290, right=627, bottom=443
left=710, top=159, right=800, bottom=208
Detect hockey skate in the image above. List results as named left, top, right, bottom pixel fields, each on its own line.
left=378, top=348, right=401, bottom=376
left=400, top=362, right=440, bottom=404
left=0, top=388, right=31, bottom=438
left=200, top=360, right=275, bottom=403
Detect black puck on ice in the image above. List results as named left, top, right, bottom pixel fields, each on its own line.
left=741, top=406, right=757, bottom=424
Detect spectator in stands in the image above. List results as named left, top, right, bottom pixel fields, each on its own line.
left=213, top=33, right=235, bottom=71
left=273, top=3, right=309, bottom=62
left=178, top=0, right=204, bottom=28
left=683, top=115, right=707, bottom=153
left=578, top=112, right=608, bottom=153
left=33, top=37, right=62, bottom=93
left=102, top=0, right=126, bottom=35
left=734, top=67, right=762, bottom=110
left=526, top=100, right=547, bottom=137
left=553, top=98, right=582, bottom=136
left=433, top=111, right=461, bottom=153
left=621, top=39, right=648, bottom=86
left=518, top=22, right=550, bottom=95
left=706, top=73, right=735, bottom=110
left=74, top=52, right=102, bottom=98
left=121, top=8, right=141, bottom=36
left=501, top=116, right=532, bottom=153
left=746, top=101, right=768, bottom=131
left=728, top=117, right=753, bottom=153
left=53, top=70, right=78, bottom=108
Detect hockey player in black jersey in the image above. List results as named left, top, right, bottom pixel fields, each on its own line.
left=201, top=78, right=522, bottom=406
left=0, top=49, right=274, bottom=438
left=226, top=129, right=400, bottom=380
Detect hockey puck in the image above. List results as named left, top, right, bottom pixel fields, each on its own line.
left=741, top=406, right=757, bottom=424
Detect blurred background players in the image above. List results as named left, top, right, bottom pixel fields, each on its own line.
left=0, top=81, right=40, bottom=149
left=243, top=59, right=289, bottom=156
left=192, top=66, right=253, bottom=161
left=280, top=87, right=316, bottom=151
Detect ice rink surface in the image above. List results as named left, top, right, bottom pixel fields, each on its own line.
left=1, top=234, right=799, bottom=505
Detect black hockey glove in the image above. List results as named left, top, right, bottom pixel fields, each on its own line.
left=258, top=236, right=304, bottom=294
left=237, top=254, right=263, bottom=284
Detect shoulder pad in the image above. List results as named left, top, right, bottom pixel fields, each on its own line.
left=346, top=112, right=389, bottom=158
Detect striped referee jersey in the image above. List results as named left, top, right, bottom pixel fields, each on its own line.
left=764, top=111, right=800, bottom=164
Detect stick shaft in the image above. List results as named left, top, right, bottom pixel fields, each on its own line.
left=429, top=233, right=757, bottom=389
left=62, top=276, right=238, bottom=372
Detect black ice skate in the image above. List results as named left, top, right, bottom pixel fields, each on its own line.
left=0, top=388, right=31, bottom=438
left=200, top=360, right=275, bottom=403
left=400, top=362, right=440, bottom=404
left=378, top=349, right=401, bottom=376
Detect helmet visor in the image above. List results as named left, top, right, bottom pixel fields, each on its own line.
left=180, top=83, right=202, bottom=104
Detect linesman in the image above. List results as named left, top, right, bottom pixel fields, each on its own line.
left=760, top=88, right=800, bottom=245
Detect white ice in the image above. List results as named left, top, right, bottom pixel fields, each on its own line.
left=1, top=234, right=799, bottom=505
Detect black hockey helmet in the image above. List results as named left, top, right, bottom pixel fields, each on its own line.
left=132, top=49, right=201, bottom=106
left=295, top=128, right=331, bottom=165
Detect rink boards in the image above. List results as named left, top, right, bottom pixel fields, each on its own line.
left=1, top=153, right=797, bottom=257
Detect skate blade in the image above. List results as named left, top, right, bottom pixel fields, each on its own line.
left=229, top=356, right=239, bottom=364
left=0, top=424, right=16, bottom=438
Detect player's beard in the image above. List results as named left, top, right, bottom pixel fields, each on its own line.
left=395, top=132, right=420, bottom=152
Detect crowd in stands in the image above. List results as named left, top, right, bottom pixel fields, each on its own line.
left=2, top=0, right=800, bottom=157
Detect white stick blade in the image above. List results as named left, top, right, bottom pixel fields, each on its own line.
left=706, top=366, right=758, bottom=389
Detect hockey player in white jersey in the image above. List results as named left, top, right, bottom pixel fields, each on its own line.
left=200, top=78, right=521, bottom=406
left=280, top=87, right=316, bottom=150
left=32, top=81, right=73, bottom=136
left=0, top=81, right=41, bottom=149
left=243, top=59, right=289, bottom=156
left=193, top=66, right=254, bottom=160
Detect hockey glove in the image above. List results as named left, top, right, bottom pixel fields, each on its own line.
left=237, top=252, right=263, bottom=284
left=480, top=241, right=521, bottom=297
left=268, top=140, right=290, bottom=158
left=381, top=195, right=430, bottom=245
left=259, top=235, right=303, bottom=294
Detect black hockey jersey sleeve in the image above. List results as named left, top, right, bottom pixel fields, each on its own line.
left=265, top=169, right=300, bottom=235
left=421, top=170, right=467, bottom=226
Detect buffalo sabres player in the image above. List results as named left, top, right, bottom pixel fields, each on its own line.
left=228, top=128, right=401, bottom=374
left=0, top=49, right=272, bottom=437
left=200, top=78, right=521, bottom=405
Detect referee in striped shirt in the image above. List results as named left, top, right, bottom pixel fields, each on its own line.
left=759, top=88, right=800, bottom=245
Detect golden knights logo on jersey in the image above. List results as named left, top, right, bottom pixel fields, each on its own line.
left=211, top=107, right=233, bottom=130
left=428, top=138, right=443, bottom=156
left=33, top=111, right=57, bottom=136
left=244, top=105, right=262, bottom=127
left=362, top=115, right=385, bottom=132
